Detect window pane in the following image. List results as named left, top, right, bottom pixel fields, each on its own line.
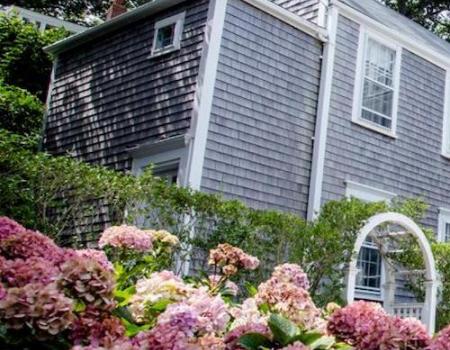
left=361, top=78, right=393, bottom=128
left=365, top=38, right=396, bottom=87
left=156, top=24, right=175, bottom=50
left=445, top=222, right=450, bottom=242
left=356, top=245, right=382, bottom=293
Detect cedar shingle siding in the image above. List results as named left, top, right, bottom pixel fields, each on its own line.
left=44, top=0, right=209, bottom=171
left=321, top=14, right=447, bottom=230
left=200, top=0, right=323, bottom=216
left=270, top=0, right=320, bottom=24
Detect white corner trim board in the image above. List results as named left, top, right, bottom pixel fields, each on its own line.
left=442, top=70, right=450, bottom=157
left=184, top=0, right=228, bottom=190
left=242, top=0, right=328, bottom=41
left=307, top=4, right=339, bottom=221
left=39, top=57, right=59, bottom=151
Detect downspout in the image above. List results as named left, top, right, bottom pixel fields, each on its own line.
left=38, top=57, right=58, bottom=152
left=307, top=1, right=339, bottom=221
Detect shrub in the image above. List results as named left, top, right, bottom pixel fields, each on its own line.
left=0, top=83, right=44, bottom=135
left=2, top=217, right=447, bottom=350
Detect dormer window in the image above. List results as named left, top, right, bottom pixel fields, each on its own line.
left=151, top=12, right=185, bottom=57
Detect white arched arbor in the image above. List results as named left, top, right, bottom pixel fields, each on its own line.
left=345, top=212, right=438, bottom=333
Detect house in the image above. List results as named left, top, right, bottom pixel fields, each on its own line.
left=43, top=0, right=450, bottom=330
left=1, top=5, right=86, bottom=34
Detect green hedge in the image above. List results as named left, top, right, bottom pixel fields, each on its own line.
left=1, top=130, right=436, bottom=308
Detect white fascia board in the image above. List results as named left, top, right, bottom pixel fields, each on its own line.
left=307, top=4, right=339, bottom=221
left=333, top=0, right=450, bottom=70
left=44, top=0, right=185, bottom=55
left=242, top=0, right=328, bottom=41
left=184, top=0, right=228, bottom=190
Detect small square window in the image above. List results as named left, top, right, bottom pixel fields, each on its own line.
left=151, top=12, right=185, bottom=57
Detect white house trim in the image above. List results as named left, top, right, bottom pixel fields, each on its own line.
left=317, top=0, right=329, bottom=28
left=39, top=57, right=58, bottom=151
left=184, top=0, right=227, bottom=190
left=437, top=207, right=450, bottom=242
left=351, top=25, right=402, bottom=138
left=442, top=71, right=450, bottom=158
left=345, top=180, right=396, bottom=203
left=150, top=12, right=186, bottom=58
left=333, top=0, right=450, bottom=71
left=307, top=3, right=339, bottom=221
left=345, top=212, right=438, bottom=333
left=242, top=0, right=328, bottom=41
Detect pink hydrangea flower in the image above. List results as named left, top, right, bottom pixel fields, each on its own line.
left=70, top=306, right=125, bottom=347
left=59, top=254, right=116, bottom=310
left=272, top=263, right=310, bottom=290
left=281, top=342, right=311, bottom=350
left=0, top=256, right=60, bottom=287
left=256, top=277, right=321, bottom=329
left=98, top=225, right=153, bottom=252
left=136, top=304, right=198, bottom=350
left=0, top=216, right=25, bottom=240
left=0, top=282, right=73, bottom=339
left=76, top=249, right=114, bottom=272
left=427, top=324, right=450, bottom=350
left=328, top=301, right=430, bottom=350
left=0, top=229, right=65, bottom=263
left=208, top=244, right=260, bottom=275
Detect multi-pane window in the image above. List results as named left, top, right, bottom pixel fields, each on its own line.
left=445, top=223, right=450, bottom=242
left=361, top=38, right=397, bottom=129
left=356, top=239, right=382, bottom=295
left=151, top=12, right=185, bottom=57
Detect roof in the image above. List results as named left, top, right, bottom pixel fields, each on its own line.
left=340, top=0, right=450, bottom=59
left=45, top=0, right=185, bottom=55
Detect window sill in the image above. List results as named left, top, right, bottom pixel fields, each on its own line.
left=352, top=119, right=397, bottom=139
left=441, top=152, right=450, bottom=161
left=149, top=46, right=179, bottom=59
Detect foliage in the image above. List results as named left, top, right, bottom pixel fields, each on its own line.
left=0, top=130, right=148, bottom=244
left=381, top=0, right=450, bottom=41
left=3, top=217, right=449, bottom=350
left=0, top=13, right=68, bottom=101
left=0, top=83, right=44, bottom=135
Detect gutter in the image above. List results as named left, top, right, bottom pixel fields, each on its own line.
left=44, top=0, right=185, bottom=55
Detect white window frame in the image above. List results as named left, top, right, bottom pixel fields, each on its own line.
left=130, top=135, right=187, bottom=181
left=150, top=12, right=185, bottom=58
left=345, top=180, right=396, bottom=301
left=438, top=207, right=450, bottom=242
left=352, top=26, right=402, bottom=138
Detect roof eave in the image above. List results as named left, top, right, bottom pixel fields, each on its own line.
left=44, top=0, right=185, bottom=55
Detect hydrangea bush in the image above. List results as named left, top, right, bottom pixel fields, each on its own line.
left=0, top=216, right=449, bottom=349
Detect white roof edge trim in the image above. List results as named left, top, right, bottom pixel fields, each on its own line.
left=44, top=0, right=185, bottom=55
left=242, top=0, right=328, bottom=42
left=333, top=0, right=450, bottom=70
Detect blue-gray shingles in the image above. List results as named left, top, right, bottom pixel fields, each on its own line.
left=44, top=0, right=209, bottom=171
left=201, top=0, right=322, bottom=216
left=322, top=14, right=448, bottom=230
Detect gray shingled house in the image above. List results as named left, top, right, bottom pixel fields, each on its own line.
left=43, top=0, right=450, bottom=327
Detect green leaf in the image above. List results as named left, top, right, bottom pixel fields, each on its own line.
left=73, top=299, right=86, bottom=313
left=114, top=285, right=136, bottom=306
left=309, top=336, right=336, bottom=349
left=121, top=318, right=151, bottom=337
left=148, top=299, right=172, bottom=313
left=237, top=333, right=273, bottom=350
left=258, top=303, right=270, bottom=314
left=268, top=314, right=300, bottom=346
left=113, top=306, right=135, bottom=324
left=244, top=281, right=258, bottom=297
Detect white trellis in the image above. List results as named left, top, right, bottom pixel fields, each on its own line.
left=345, top=212, right=438, bottom=334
